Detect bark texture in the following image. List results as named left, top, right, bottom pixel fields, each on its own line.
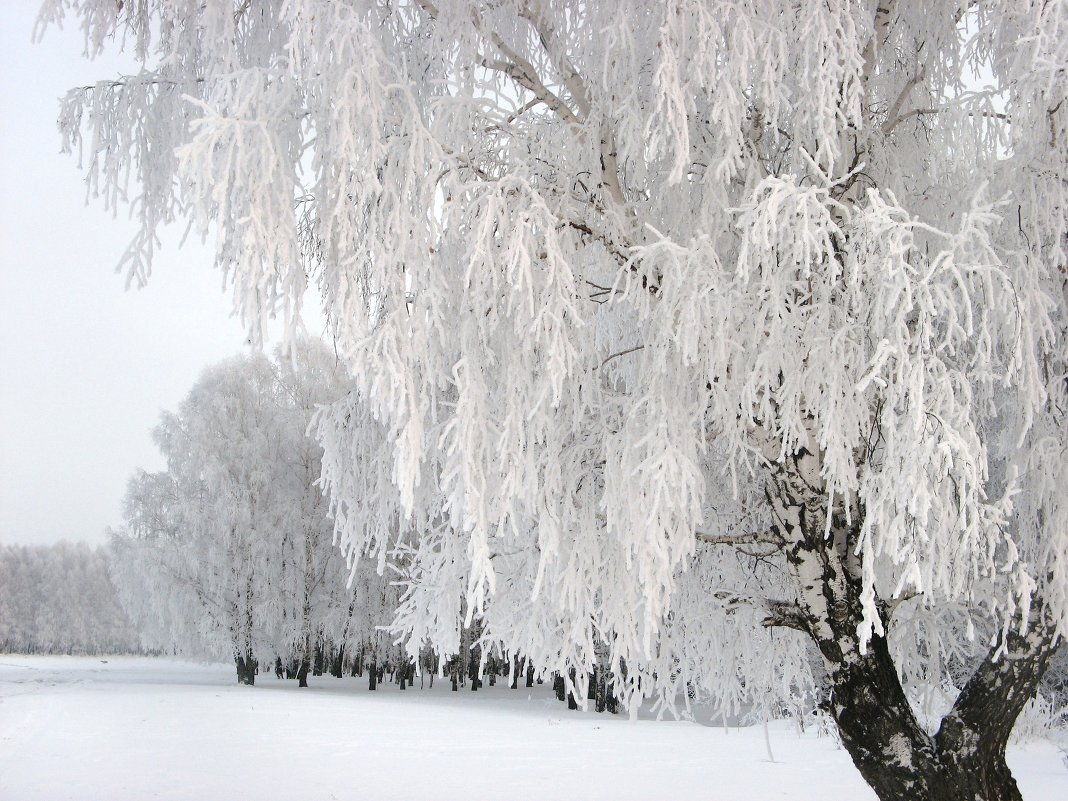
left=766, top=454, right=1061, bottom=801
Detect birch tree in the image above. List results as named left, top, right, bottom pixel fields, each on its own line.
left=113, top=341, right=358, bottom=685
left=0, top=543, right=139, bottom=655
left=44, top=1, right=1067, bottom=798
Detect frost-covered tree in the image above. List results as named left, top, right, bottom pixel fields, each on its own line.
left=44, top=2, right=1067, bottom=799
left=0, top=542, right=139, bottom=655
left=112, top=340, right=363, bottom=685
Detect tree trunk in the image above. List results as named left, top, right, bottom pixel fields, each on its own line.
left=368, top=660, right=377, bottom=691
left=298, top=630, right=312, bottom=688
left=595, top=667, right=607, bottom=713
left=330, top=645, right=345, bottom=678
left=468, top=646, right=481, bottom=691
left=296, top=656, right=309, bottom=688
left=235, top=654, right=256, bottom=685
left=767, top=456, right=1063, bottom=801
left=931, top=615, right=1062, bottom=801
left=819, top=619, right=1060, bottom=801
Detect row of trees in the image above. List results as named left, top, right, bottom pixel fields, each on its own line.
left=44, top=2, right=1068, bottom=800
left=0, top=541, right=138, bottom=654
left=111, top=341, right=402, bottom=686
left=109, top=341, right=615, bottom=701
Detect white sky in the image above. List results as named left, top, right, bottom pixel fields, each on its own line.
left=0, top=6, right=319, bottom=547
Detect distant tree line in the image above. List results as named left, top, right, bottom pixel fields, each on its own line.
left=107, top=340, right=627, bottom=708
left=0, top=541, right=140, bottom=655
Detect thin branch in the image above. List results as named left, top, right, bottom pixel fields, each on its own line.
left=597, top=345, right=644, bottom=370
left=883, top=69, right=927, bottom=135
left=695, top=528, right=786, bottom=548
left=877, top=591, right=920, bottom=624
left=566, top=219, right=629, bottom=265
left=885, top=106, right=941, bottom=134
left=473, top=19, right=581, bottom=127
left=517, top=1, right=591, bottom=119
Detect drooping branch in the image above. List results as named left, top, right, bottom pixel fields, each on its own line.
left=517, top=1, right=591, bottom=119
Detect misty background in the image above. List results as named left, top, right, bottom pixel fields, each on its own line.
left=0, top=5, right=317, bottom=548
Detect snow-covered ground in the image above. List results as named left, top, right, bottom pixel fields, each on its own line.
left=0, top=656, right=1064, bottom=800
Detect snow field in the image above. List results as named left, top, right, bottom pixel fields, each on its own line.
left=0, top=656, right=1064, bottom=801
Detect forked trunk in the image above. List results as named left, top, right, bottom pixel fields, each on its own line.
left=824, top=619, right=1059, bottom=801
left=767, top=457, right=1061, bottom=801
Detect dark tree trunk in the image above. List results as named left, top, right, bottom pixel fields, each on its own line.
left=312, top=640, right=324, bottom=677
left=553, top=673, right=566, bottom=702
left=765, top=456, right=1063, bottom=801
left=296, top=657, right=309, bottom=688
left=605, top=677, right=618, bottom=715
left=819, top=620, right=1060, bottom=801
left=468, top=648, right=481, bottom=691
left=511, top=655, right=520, bottom=690
left=526, top=661, right=535, bottom=688
left=235, top=654, right=256, bottom=685
left=297, top=632, right=312, bottom=688
left=567, top=668, right=578, bottom=710
left=368, top=660, right=377, bottom=691
left=330, top=645, right=345, bottom=679
left=930, top=616, right=1061, bottom=801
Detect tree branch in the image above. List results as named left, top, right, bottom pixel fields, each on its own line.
left=711, top=590, right=809, bottom=633
left=471, top=13, right=581, bottom=128
left=695, top=528, right=786, bottom=548
left=517, top=1, right=591, bottom=119
left=761, top=599, right=810, bottom=633
left=883, top=69, right=927, bottom=135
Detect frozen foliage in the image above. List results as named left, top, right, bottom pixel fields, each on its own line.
left=43, top=1, right=1068, bottom=798
left=0, top=542, right=139, bottom=655
left=110, top=340, right=399, bottom=682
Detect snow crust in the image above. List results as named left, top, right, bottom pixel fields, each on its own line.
left=1, top=657, right=1065, bottom=800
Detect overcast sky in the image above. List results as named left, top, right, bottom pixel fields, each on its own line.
left=0, top=6, right=315, bottom=548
